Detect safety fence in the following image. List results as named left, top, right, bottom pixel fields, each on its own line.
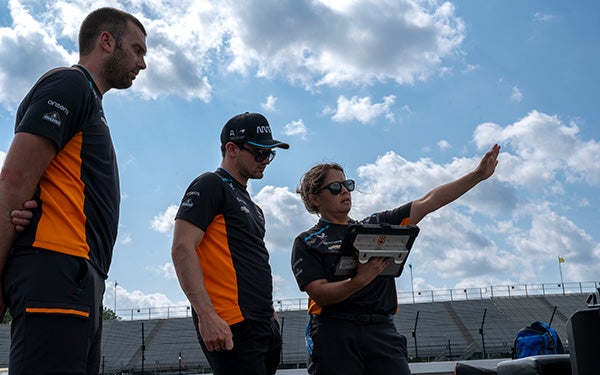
left=113, top=280, right=600, bottom=320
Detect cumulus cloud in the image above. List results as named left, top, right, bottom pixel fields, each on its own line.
left=0, top=0, right=74, bottom=110
left=326, top=95, right=396, bottom=124
left=147, top=262, right=178, bottom=280
left=437, top=140, right=451, bottom=150
left=474, top=110, right=600, bottom=188
left=118, top=232, right=132, bottom=246
left=104, top=281, right=187, bottom=316
left=253, top=185, right=315, bottom=253
left=283, top=119, right=308, bottom=140
left=505, top=203, right=600, bottom=283
left=510, top=86, right=523, bottom=102
left=151, top=204, right=179, bottom=233
left=225, top=0, right=464, bottom=87
left=261, top=95, right=277, bottom=111
left=352, top=149, right=516, bottom=219
left=533, top=12, right=557, bottom=23
left=0, top=0, right=465, bottom=108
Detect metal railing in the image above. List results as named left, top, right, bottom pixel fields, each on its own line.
left=113, top=280, right=600, bottom=320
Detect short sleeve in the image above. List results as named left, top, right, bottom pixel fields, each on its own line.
left=175, top=173, right=225, bottom=231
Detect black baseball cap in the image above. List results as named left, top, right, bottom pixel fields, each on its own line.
left=220, top=112, right=290, bottom=149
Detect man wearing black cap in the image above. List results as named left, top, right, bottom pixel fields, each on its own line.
left=171, top=112, right=288, bottom=375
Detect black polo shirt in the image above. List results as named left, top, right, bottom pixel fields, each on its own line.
left=175, top=168, right=274, bottom=324
left=13, top=65, right=118, bottom=277
left=292, top=203, right=412, bottom=315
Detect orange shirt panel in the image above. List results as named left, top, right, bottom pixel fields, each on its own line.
left=33, top=132, right=89, bottom=258
left=196, top=214, right=244, bottom=325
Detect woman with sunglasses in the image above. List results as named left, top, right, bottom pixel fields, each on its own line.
left=291, top=144, right=500, bottom=375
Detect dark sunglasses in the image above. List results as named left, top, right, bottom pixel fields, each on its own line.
left=238, top=144, right=276, bottom=162
left=314, top=179, right=355, bottom=195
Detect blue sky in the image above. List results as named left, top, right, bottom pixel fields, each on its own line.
left=1, top=0, right=599, bottom=315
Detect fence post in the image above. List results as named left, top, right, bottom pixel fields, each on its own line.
left=412, top=311, right=420, bottom=362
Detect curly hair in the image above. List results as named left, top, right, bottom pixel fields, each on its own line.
left=297, top=163, right=345, bottom=214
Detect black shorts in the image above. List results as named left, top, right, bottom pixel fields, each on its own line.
left=3, top=248, right=105, bottom=375
left=193, top=311, right=282, bottom=375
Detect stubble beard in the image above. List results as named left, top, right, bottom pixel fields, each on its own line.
left=238, top=162, right=265, bottom=181
left=103, top=42, right=133, bottom=90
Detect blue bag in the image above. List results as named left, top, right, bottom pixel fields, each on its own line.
left=512, top=320, right=564, bottom=359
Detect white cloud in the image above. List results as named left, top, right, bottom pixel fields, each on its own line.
left=533, top=12, right=557, bottom=23
left=0, top=0, right=465, bottom=107
left=151, top=204, right=179, bottom=233
left=253, top=185, right=315, bottom=253
left=437, top=140, right=451, bottom=150
left=147, top=262, right=177, bottom=280
left=463, top=64, right=479, bottom=73
left=474, top=110, right=600, bottom=188
left=261, top=95, right=277, bottom=111
left=283, top=119, right=308, bottom=140
left=0, top=0, right=74, bottom=110
left=118, top=232, right=132, bottom=246
left=510, top=86, right=523, bottom=102
left=0, top=151, right=5, bottom=168
left=225, top=0, right=464, bottom=87
left=506, top=203, right=600, bottom=283
left=104, top=281, right=186, bottom=314
left=424, top=209, right=513, bottom=280
left=329, top=95, right=396, bottom=124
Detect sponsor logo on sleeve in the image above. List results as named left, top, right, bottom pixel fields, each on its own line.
left=47, top=99, right=69, bottom=115
left=42, top=111, right=62, bottom=127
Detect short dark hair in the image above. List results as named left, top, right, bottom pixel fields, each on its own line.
left=297, top=163, right=345, bottom=214
left=78, top=7, right=146, bottom=56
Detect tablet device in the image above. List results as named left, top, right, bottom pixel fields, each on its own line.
left=334, top=224, right=419, bottom=278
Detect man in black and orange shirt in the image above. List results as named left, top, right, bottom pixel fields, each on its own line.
left=172, top=112, right=288, bottom=375
left=0, top=8, right=147, bottom=375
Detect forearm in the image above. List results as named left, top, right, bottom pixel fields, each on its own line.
left=0, top=133, right=57, bottom=274
left=410, top=169, right=486, bottom=224
left=305, top=275, right=370, bottom=307
left=410, top=144, right=499, bottom=225
left=0, top=181, right=32, bottom=275
left=0, top=204, right=17, bottom=276
left=422, top=170, right=484, bottom=209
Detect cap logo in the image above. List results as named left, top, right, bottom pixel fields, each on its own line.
left=256, top=125, right=272, bottom=134
left=229, top=129, right=246, bottom=141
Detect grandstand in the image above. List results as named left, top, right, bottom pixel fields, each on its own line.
left=0, top=286, right=595, bottom=374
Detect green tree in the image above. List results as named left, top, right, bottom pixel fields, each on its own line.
left=103, top=307, right=120, bottom=320
left=2, top=309, right=12, bottom=324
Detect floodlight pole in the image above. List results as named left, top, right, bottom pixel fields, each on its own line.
left=114, top=281, right=118, bottom=313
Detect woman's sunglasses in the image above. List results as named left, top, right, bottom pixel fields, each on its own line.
left=238, top=144, right=276, bottom=162
left=313, top=179, right=355, bottom=195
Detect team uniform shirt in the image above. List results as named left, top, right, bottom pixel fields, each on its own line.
left=12, top=65, right=119, bottom=277
left=175, top=168, right=275, bottom=325
left=292, top=203, right=413, bottom=316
